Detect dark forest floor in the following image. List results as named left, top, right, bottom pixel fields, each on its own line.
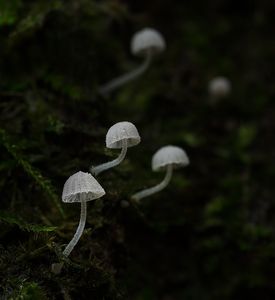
left=1, top=0, right=275, bottom=299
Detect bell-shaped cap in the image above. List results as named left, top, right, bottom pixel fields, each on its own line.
left=152, top=145, right=189, bottom=171
left=131, top=28, right=166, bottom=57
left=62, top=171, right=105, bottom=203
left=208, top=76, right=231, bottom=98
left=106, top=121, right=141, bottom=149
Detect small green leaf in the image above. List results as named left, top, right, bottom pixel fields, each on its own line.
left=0, top=211, right=57, bottom=232
left=12, top=282, right=48, bottom=300
left=236, top=124, right=257, bottom=149
left=0, top=0, right=22, bottom=26
left=0, top=129, right=65, bottom=218
left=205, top=196, right=226, bottom=216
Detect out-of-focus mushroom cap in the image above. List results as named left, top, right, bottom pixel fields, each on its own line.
left=62, top=171, right=105, bottom=203
left=208, top=76, right=231, bottom=97
left=131, top=28, right=166, bottom=57
left=152, top=145, right=189, bottom=171
left=106, top=121, right=141, bottom=149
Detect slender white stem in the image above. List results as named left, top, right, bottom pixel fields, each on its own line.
left=132, top=165, right=173, bottom=201
left=98, top=51, right=152, bottom=95
left=91, top=139, right=128, bottom=176
left=63, top=199, right=87, bottom=257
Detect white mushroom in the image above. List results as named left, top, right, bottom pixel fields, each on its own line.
left=131, top=145, right=189, bottom=201
left=131, top=28, right=166, bottom=56
left=99, top=28, right=165, bottom=95
left=208, top=76, right=231, bottom=99
left=91, top=121, right=140, bottom=176
left=62, top=171, right=105, bottom=257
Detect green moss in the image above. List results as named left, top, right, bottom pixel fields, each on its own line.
left=0, top=0, right=275, bottom=299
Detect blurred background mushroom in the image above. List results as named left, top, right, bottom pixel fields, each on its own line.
left=98, top=27, right=165, bottom=95
left=208, top=76, right=232, bottom=101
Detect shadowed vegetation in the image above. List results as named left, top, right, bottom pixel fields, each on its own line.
left=1, top=0, right=275, bottom=299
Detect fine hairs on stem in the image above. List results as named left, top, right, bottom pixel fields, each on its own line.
left=132, top=165, right=173, bottom=201
left=99, top=51, right=152, bottom=96
left=91, top=139, right=128, bottom=176
left=63, top=198, right=87, bottom=257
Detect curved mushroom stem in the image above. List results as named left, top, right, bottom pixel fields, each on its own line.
left=91, top=139, right=128, bottom=176
left=98, top=50, right=152, bottom=96
left=131, top=165, right=173, bottom=201
left=63, top=198, right=87, bottom=257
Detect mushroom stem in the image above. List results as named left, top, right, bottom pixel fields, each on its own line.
left=91, top=139, right=128, bottom=176
left=98, top=50, right=152, bottom=95
left=63, top=198, right=87, bottom=257
left=132, top=165, right=173, bottom=201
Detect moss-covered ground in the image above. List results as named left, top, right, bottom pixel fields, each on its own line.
left=1, top=1, right=275, bottom=299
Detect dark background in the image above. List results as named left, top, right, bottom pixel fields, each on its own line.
left=0, top=0, right=275, bottom=299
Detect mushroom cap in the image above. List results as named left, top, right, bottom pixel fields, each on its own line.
left=152, top=145, right=189, bottom=171
left=208, top=76, right=231, bottom=97
left=106, top=121, right=141, bottom=149
left=62, top=171, right=105, bottom=203
left=131, top=28, right=166, bottom=57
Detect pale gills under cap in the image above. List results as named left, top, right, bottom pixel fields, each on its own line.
left=152, top=145, right=190, bottom=171
left=131, top=28, right=166, bottom=57
left=106, top=121, right=141, bottom=149
left=62, top=171, right=105, bottom=203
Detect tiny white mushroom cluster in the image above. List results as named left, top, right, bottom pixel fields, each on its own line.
left=53, top=25, right=197, bottom=272
left=55, top=121, right=140, bottom=266
left=132, top=145, right=190, bottom=201
left=53, top=122, right=191, bottom=276
left=99, top=27, right=166, bottom=95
